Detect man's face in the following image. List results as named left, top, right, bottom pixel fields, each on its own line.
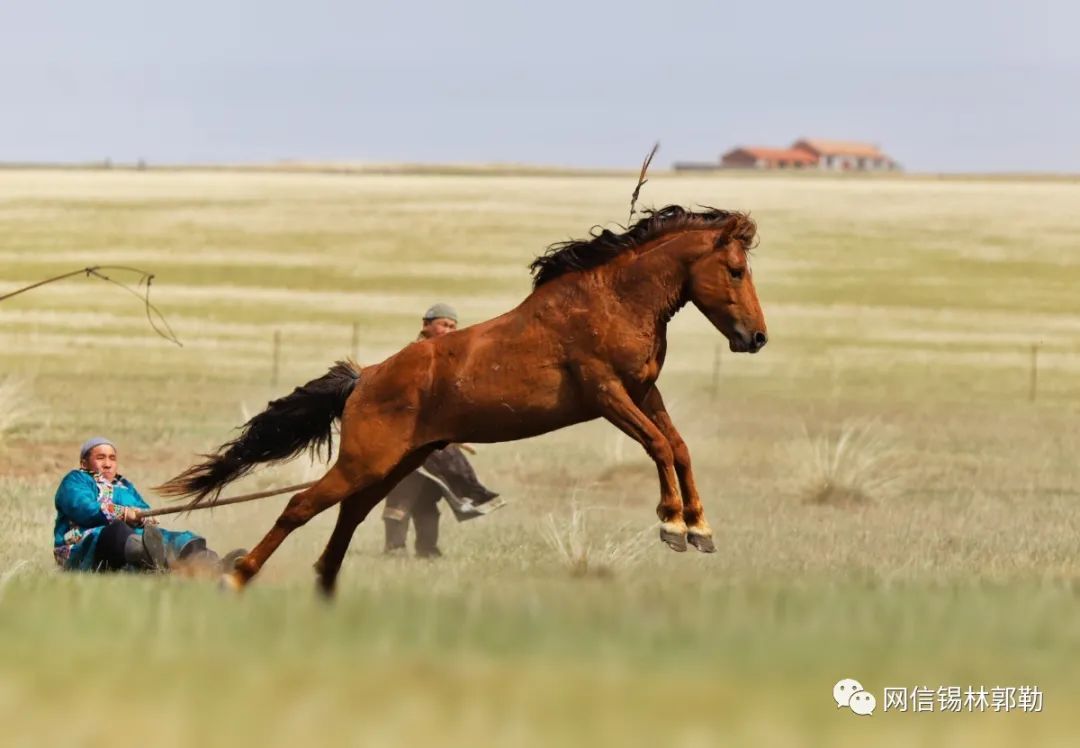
left=82, top=444, right=118, bottom=481
left=421, top=316, right=457, bottom=339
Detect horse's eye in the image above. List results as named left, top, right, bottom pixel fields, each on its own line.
left=729, top=267, right=744, bottom=280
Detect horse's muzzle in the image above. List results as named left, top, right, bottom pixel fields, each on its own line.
left=749, top=330, right=768, bottom=353
left=730, top=330, right=768, bottom=354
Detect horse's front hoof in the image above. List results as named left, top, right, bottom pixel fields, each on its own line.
left=659, top=525, right=688, bottom=552
left=688, top=533, right=716, bottom=553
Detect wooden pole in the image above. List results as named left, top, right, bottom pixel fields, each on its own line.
left=1029, top=344, right=1039, bottom=403
left=711, top=343, right=721, bottom=401
left=271, top=330, right=281, bottom=387
left=142, top=481, right=316, bottom=519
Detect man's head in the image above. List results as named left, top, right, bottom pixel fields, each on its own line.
left=420, top=302, right=458, bottom=339
left=80, top=437, right=118, bottom=481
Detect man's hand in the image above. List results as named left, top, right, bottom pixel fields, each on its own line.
left=122, top=507, right=143, bottom=526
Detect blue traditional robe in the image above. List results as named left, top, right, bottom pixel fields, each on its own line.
left=52, top=469, right=200, bottom=571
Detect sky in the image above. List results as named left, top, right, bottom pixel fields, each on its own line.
left=1, top=0, right=1078, bottom=172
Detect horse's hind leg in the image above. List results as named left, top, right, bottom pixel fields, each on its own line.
left=314, top=447, right=436, bottom=597
left=313, top=496, right=367, bottom=597
left=641, top=387, right=715, bottom=553
left=223, top=463, right=360, bottom=591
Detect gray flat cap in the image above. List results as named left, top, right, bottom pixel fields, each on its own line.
left=423, top=302, right=458, bottom=322
left=79, top=436, right=115, bottom=460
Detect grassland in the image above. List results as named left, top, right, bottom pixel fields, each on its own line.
left=2, top=168, right=1079, bottom=746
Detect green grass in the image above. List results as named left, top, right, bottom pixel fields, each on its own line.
left=2, top=169, right=1079, bottom=746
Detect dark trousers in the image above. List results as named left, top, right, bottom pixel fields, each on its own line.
left=94, top=520, right=134, bottom=571
left=92, top=520, right=206, bottom=571
left=383, top=472, right=442, bottom=555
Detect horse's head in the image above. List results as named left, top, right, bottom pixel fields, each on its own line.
left=687, top=215, right=768, bottom=353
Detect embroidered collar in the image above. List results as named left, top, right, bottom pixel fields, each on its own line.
left=80, top=469, right=127, bottom=485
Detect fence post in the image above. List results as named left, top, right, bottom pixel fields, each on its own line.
left=1029, top=344, right=1039, bottom=403
left=272, top=330, right=281, bottom=387
left=711, top=343, right=721, bottom=401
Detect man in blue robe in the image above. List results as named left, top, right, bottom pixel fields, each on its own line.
left=53, top=436, right=238, bottom=572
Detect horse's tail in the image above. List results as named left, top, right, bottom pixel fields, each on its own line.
left=156, top=360, right=361, bottom=507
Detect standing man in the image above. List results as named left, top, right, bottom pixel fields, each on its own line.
left=382, top=303, right=503, bottom=557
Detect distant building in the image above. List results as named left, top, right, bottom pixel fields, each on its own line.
left=789, top=139, right=897, bottom=171
left=677, top=138, right=899, bottom=172
left=720, top=146, right=819, bottom=170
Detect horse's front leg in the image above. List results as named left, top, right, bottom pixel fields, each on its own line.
left=641, top=387, right=715, bottom=553
left=594, top=381, right=686, bottom=551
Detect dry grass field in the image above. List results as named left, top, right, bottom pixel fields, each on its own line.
left=2, top=167, right=1079, bottom=746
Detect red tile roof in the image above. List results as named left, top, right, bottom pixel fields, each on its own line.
left=792, top=139, right=887, bottom=158
left=725, top=146, right=818, bottom=163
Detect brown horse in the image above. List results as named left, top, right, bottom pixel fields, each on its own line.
left=158, top=205, right=768, bottom=594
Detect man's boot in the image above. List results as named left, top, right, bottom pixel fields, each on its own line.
left=384, top=518, right=409, bottom=554
left=124, top=524, right=168, bottom=571
left=178, top=538, right=221, bottom=574
left=221, top=548, right=248, bottom=572
left=413, top=505, right=442, bottom=558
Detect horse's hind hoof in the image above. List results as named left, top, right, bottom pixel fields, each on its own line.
left=688, top=533, right=717, bottom=553
left=659, top=526, right=688, bottom=552
left=316, top=577, right=336, bottom=601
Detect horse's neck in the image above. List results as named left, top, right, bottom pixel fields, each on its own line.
left=606, top=233, right=694, bottom=327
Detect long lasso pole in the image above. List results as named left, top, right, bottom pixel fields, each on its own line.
left=0, top=265, right=182, bottom=346
left=141, top=442, right=478, bottom=518
left=141, top=481, right=316, bottom=518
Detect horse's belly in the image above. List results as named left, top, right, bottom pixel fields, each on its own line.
left=457, top=403, right=593, bottom=443
left=441, top=371, right=592, bottom=443
left=455, top=405, right=591, bottom=440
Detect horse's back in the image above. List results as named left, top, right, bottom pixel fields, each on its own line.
left=347, top=304, right=594, bottom=445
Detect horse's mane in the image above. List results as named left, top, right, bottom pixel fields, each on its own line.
left=529, top=205, right=756, bottom=289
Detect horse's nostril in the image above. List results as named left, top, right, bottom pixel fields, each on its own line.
left=753, top=331, right=768, bottom=348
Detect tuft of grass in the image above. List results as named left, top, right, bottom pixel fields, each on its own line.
left=0, top=560, right=29, bottom=603
left=793, top=418, right=913, bottom=507
left=0, top=377, right=33, bottom=441
left=541, top=497, right=654, bottom=578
